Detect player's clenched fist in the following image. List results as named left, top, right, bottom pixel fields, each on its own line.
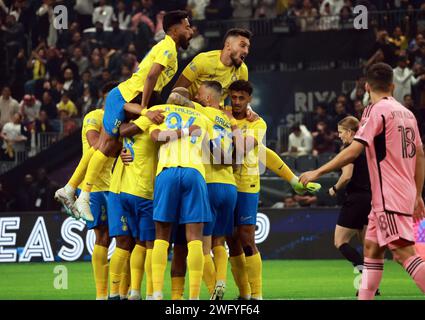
left=146, top=109, right=165, bottom=124
left=188, top=125, right=202, bottom=137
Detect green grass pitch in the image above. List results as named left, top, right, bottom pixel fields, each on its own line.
left=0, top=260, right=423, bottom=300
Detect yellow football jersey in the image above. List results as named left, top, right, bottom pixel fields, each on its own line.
left=79, top=109, right=114, bottom=192
left=118, top=35, right=178, bottom=102
left=193, top=103, right=235, bottom=185
left=182, top=50, right=248, bottom=104
left=233, top=117, right=267, bottom=193
left=147, top=104, right=212, bottom=179
left=109, top=157, right=123, bottom=194
left=119, top=117, right=158, bottom=200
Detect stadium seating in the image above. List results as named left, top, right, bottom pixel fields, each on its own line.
left=317, top=153, right=336, bottom=167
left=295, top=155, right=318, bottom=172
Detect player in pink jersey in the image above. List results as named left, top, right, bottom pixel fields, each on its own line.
left=300, top=62, right=425, bottom=300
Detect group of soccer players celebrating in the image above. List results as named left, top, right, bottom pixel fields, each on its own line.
left=54, top=9, right=425, bottom=301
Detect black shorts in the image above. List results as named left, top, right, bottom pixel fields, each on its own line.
left=337, top=192, right=371, bottom=230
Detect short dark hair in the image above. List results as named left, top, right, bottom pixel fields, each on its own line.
left=201, top=81, right=222, bottom=95
left=366, top=62, right=393, bottom=92
left=163, top=10, right=189, bottom=33
left=102, top=82, right=118, bottom=95
left=223, top=28, right=252, bottom=46
left=229, top=80, right=253, bottom=96
left=291, top=123, right=301, bottom=132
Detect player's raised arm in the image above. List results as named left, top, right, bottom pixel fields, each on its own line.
left=119, top=122, right=142, bottom=137
left=141, top=63, right=165, bottom=109
left=173, top=73, right=193, bottom=89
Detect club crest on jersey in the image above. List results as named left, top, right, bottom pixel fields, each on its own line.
left=163, top=50, right=172, bottom=59
left=121, top=216, right=128, bottom=232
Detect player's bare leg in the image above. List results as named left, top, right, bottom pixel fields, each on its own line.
left=211, top=236, right=228, bottom=300
left=74, top=131, right=122, bottom=221
left=335, top=226, right=364, bottom=271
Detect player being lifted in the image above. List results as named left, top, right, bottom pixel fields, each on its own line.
left=54, top=10, right=193, bottom=221
left=300, top=63, right=425, bottom=300
left=173, top=27, right=320, bottom=196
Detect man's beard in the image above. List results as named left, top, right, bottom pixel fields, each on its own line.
left=230, top=52, right=242, bottom=68
left=179, top=35, right=190, bottom=50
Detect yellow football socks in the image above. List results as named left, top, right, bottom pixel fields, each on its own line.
left=152, top=240, right=169, bottom=299
left=119, top=258, right=131, bottom=298
left=82, top=150, right=109, bottom=192
left=109, top=247, right=130, bottom=298
left=265, top=147, right=296, bottom=183
left=145, top=248, right=153, bottom=298
left=171, top=276, right=185, bottom=300
left=229, top=254, right=251, bottom=299
left=212, top=245, right=228, bottom=283
left=187, top=240, right=204, bottom=300
left=203, top=254, right=216, bottom=295
left=68, top=147, right=95, bottom=189
left=245, top=253, right=263, bottom=299
left=92, top=244, right=109, bottom=300
left=130, top=245, right=146, bottom=293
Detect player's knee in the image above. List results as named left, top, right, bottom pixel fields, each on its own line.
left=94, top=227, right=110, bottom=247
left=96, top=235, right=110, bottom=247
left=242, top=245, right=255, bottom=257
left=115, top=236, right=133, bottom=251
left=334, top=239, right=343, bottom=249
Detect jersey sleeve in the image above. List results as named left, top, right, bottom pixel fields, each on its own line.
left=148, top=122, right=162, bottom=135
left=153, top=44, right=175, bottom=68
left=83, top=112, right=102, bottom=133
left=354, top=107, right=384, bottom=146
left=133, top=115, right=153, bottom=132
left=182, top=54, right=204, bottom=82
